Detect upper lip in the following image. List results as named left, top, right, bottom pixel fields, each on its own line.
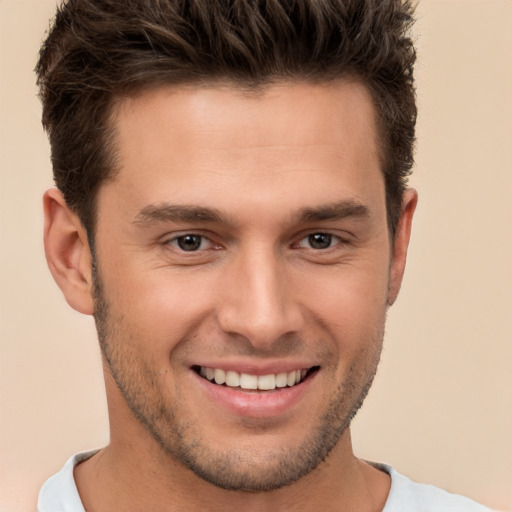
left=191, top=360, right=318, bottom=375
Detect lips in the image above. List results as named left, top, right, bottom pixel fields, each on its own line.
left=191, top=362, right=320, bottom=418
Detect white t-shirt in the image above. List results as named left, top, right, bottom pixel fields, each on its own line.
left=37, top=451, right=491, bottom=512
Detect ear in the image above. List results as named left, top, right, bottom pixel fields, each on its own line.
left=387, top=188, right=418, bottom=306
left=43, top=188, right=95, bottom=315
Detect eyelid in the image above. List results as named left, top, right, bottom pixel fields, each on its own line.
left=292, top=230, right=350, bottom=249
left=160, top=229, right=352, bottom=252
left=170, top=235, right=209, bottom=251
left=298, top=233, right=339, bottom=249
left=162, top=231, right=221, bottom=252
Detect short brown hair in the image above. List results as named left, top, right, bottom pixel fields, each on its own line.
left=36, top=0, right=417, bottom=238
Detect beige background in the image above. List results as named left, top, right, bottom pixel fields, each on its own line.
left=1, top=0, right=511, bottom=510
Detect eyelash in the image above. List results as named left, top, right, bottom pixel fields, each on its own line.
left=165, top=233, right=218, bottom=252
left=164, top=232, right=346, bottom=253
left=293, top=233, right=344, bottom=251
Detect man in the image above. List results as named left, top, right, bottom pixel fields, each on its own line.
left=36, top=1, right=491, bottom=510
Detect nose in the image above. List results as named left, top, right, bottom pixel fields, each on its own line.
left=216, top=246, right=304, bottom=350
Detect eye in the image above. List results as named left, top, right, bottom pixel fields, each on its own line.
left=297, top=233, right=340, bottom=250
left=168, top=234, right=211, bottom=252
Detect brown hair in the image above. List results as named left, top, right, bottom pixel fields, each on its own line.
left=36, top=0, right=417, bottom=239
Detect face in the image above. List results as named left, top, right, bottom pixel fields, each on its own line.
left=91, top=81, right=408, bottom=491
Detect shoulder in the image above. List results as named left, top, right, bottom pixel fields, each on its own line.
left=376, top=463, right=492, bottom=512
left=37, top=450, right=98, bottom=512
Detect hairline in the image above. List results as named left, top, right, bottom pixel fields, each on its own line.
left=85, top=75, right=398, bottom=254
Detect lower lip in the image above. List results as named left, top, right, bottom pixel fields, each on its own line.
left=193, top=370, right=317, bottom=419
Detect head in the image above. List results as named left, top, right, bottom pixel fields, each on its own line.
left=39, top=0, right=418, bottom=495
left=37, top=0, right=416, bottom=243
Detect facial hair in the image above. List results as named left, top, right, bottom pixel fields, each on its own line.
left=92, top=264, right=384, bottom=492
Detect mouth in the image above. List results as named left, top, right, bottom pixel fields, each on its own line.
left=193, top=365, right=320, bottom=391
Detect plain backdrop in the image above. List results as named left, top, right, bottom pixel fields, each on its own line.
left=1, top=1, right=511, bottom=511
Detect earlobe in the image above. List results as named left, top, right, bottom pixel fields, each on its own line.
left=387, top=188, right=418, bottom=306
left=43, top=188, right=95, bottom=315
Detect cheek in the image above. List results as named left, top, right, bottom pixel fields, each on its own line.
left=98, top=260, right=215, bottom=355
left=304, top=257, right=389, bottom=312
left=301, top=263, right=389, bottom=351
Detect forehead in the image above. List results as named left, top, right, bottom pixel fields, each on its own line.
left=114, top=79, right=379, bottom=156
left=103, top=80, right=384, bottom=220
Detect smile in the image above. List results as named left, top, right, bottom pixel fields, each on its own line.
left=197, top=366, right=317, bottom=391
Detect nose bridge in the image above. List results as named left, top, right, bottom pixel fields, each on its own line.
left=217, top=243, right=302, bottom=347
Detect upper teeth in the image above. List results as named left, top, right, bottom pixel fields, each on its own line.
left=199, top=367, right=308, bottom=390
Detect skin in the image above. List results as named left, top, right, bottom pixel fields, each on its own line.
left=44, top=80, right=417, bottom=511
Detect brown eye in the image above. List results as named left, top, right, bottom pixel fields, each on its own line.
left=175, top=234, right=204, bottom=251
left=307, top=233, right=333, bottom=249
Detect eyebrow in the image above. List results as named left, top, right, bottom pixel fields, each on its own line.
left=133, top=204, right=232, bottom=226
left=132, top=199, right=370, bottom=227
left=295, top=200, right=370, bottom=223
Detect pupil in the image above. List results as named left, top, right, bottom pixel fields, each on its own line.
left=309, top=233, right=331, bottom=249
left=177, top=235, right=201, bottom=251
